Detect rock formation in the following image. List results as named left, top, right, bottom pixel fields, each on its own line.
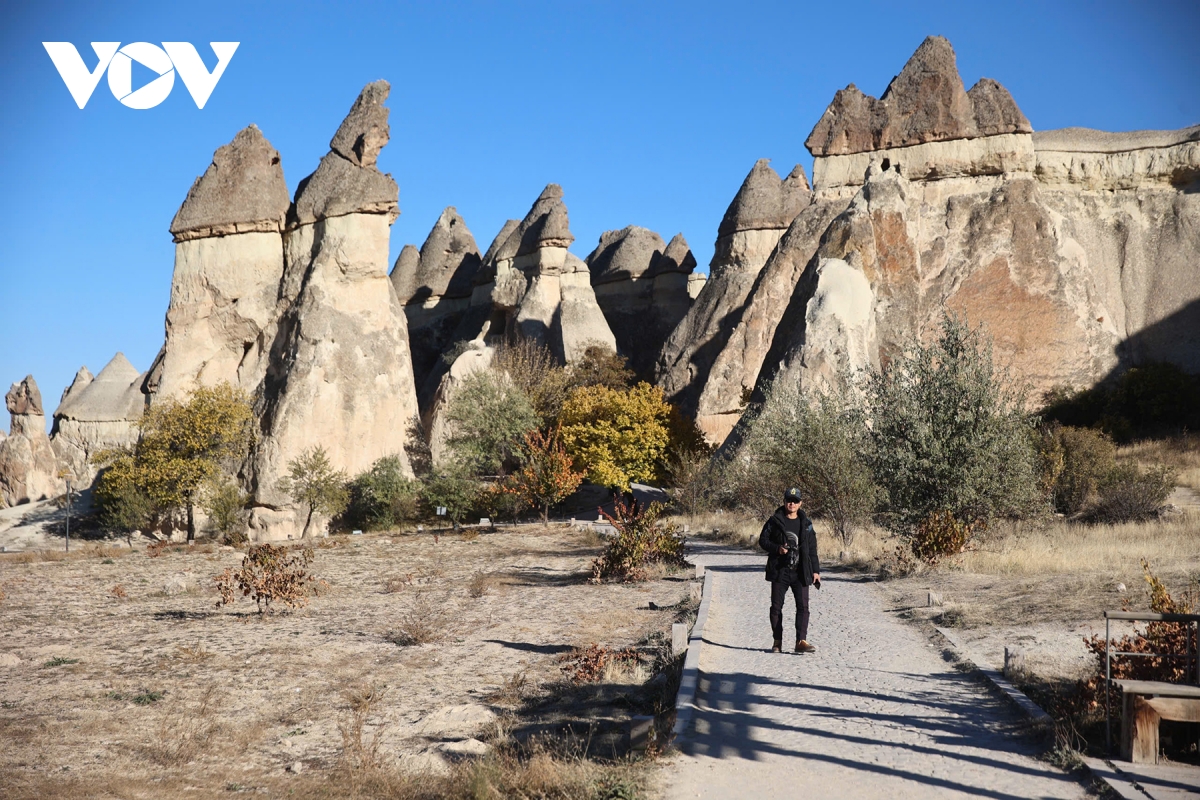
left=390, top=207, right=483, bottom=392
left=147, top=125, right=291, bottom=400
left=730, top=36, right=1199, bottom=444
left=586, top=227, right=699, bottom=378
left=655, top=159, right=811, bottom=431
left=248, top=81, right=421, bottom=538
left=50, top=353, right=147, bottom=482
left=0, top=376, right=63, bottom=506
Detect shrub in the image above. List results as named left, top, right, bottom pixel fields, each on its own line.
left=1082, top=561, right=1197, bottom=710
left=421, top=466, right=481, bottom=526
left=1044, top=425, right=1116, bottom=514
left=278, top=446, right=349, bottom=538
left=346, top=455, right=420, bottom=531
left=591, top=496, right=687, bottom=582
left=909, top=509, right=976, bottom=564
left=444, top=368, right=540, bottom=476
left=739, top=378, right=879, bottom=549
left=866, top=314, right=1040, bottom=538
left=492, top=339, right=573, bottom=426
left=559, top=383, right=674, bottom=491
left=567, top=345, right=635, bottom=390
left=1084, top=463, right=1175, bottom=523
left=665, top=446, right=717, bottom=515
left=93, top=458, right=159, bottom=542
left=501, top=426, right=585, bottom=523
left=202, top=476, right=249, bottom=545
left=213, top=543, right=323, bottom=614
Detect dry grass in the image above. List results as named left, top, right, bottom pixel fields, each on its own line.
left=0, top=543, right=131, bottom=564
left=1117, top=433, right=1200, bottom=491
left=956, top=516, right=1200, bottom=576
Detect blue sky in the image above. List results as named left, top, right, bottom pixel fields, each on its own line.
left=2, top=0, right=1198, bottom=426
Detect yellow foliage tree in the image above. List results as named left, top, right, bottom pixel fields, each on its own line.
left=94, top=383, right=255, bottom=541
left=558, top=382, right=674, bottom=491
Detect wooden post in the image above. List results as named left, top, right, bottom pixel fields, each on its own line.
left=1003, top=647, right=1026, bottom=679
left=672, top=623, right=689, bottom=657
left=1121, top=693, right=1160, bottom=764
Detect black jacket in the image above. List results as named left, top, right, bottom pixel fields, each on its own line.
left=758, top=507, right=820, bottom=585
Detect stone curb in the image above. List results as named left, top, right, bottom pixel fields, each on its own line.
left=933, top=626, right=1149, bottom=798
left=933, top=626, right=1054, bottom=725
left=672, top=569, right=715, bottom=739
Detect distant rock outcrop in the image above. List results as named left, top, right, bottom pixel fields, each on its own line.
left=50, top=354, right=147, bottom=483
left=249, top=81, right=420, bottom=534
left=391, top=208, right=483, bottom=392
left=587, top=227, right=699, bottom=377
left=738, top=36, right=1199, bottom=442
left=0, top=376, right=63, bottom=506
left=655, top=160, right=811, bottom=425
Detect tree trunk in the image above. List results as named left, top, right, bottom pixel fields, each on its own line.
left=187, top=502, right=195, bottom=543
left=302, top=506, right=315, bottom=539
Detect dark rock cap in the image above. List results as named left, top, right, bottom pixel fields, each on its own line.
left=805, top=36, right=1031, bottom=156
left=718, top=160, right=810, bottom=238
left=416, top=207, right=482, bottom=301
left=586, top=226, right=667, bottom=285
left=170, top=125, right=290, bottom=241
left=495, top=184, right=575, bottom=261
left=291, top=81, right=399, bottom=226
left=6, top=375, right=44, bottom=416
left=653, top=233, right=698, bottom=276
left=389, top=244, right=422, bottom=303
left=329, top=80, right=391, bottom=168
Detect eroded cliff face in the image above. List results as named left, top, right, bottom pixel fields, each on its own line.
left=697, top=35, right=1199, bottom=447
left=50, top=354, right=147, bottom=483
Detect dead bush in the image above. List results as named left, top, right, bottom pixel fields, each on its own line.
left=559, top=644, right=640, bottom=684
left=144, top=687, right=220, bottom=767
left=387, top=591, right=454, bottom=645
left=591, top=496, right=687, bottom=583
left=467, top=570, right=499, bottom=598
left=213, top=543, right=324, bottom=614
left=338, top=683, right=387, bottom=777
left=110, top=584, right=127, bottom=600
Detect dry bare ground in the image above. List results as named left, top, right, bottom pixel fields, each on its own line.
left=0, top=525, right=696, bottom=798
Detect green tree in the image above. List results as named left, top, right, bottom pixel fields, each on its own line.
left=422, top=466, right=480, bottom=527
left=492, top=339, right=573, bottom=426
left=93, top=383, right=255, bottom=542
left=866, top=314, right=1039, bottom=542
left=346, top=455, right=420, bottom=531
left=278, top=446, right=349, bottom=538
left=444, top=369, right=539, bottom=476
left=743, top=378, right=879, bottom=549
left=202, top=476, right=249, bottom=545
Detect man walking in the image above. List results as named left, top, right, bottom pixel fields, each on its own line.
left=758, top=487, right=820, bottom=653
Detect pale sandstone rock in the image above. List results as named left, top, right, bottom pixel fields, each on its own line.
left=656, top=160, right=809, bottom=415
left=0, top=376, right=64, bottom=507
left=149, top=126, right=291, bottom=401
left=249, top=83, right=420, bottom=524
left=50, top=354, right=147, bottom=483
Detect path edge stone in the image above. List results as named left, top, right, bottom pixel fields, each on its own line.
left=934, top=625, right=1141, bottom=798
left=672, top=568, right=715, bottom=740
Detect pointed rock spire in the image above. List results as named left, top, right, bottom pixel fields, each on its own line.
left=291, top=81, right=399, bottom=226
left=59, top=366, right=93, bottom=407
left=389, top=244, right=422, bottom=303
left=653, top=233, right=698, bottom=276
left=170, top=125, right=290, bottom=242
left=718, top=160, right=808, bottom=237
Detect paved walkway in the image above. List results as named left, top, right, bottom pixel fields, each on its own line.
left=661, top=544, right=1089, bottom=799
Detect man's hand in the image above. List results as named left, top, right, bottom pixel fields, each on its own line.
left=813, top=573, right=821, bottom=582
left=778, top=546, right=788, bottom=555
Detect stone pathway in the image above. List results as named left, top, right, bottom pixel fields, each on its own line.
left=661, top=544, right=1090, bottom=799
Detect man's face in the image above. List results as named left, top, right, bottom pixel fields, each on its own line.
left=785, top=499, right=801, bottom=511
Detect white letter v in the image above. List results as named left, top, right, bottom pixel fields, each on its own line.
left=162, top=42, right=239, bottom=109
left=43, top=42, right=120, bottom=109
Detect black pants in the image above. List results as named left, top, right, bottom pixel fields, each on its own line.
left=770, top=578, right=810, bottom=642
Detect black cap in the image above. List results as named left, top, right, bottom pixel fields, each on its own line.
left=783, top=487, right=802, bottom=502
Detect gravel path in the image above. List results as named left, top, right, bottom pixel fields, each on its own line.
left=660, top=544, right=1090, bottom=799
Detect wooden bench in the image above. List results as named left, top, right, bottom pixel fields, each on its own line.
left=1112, top=679, right=1200, bottom=763
left=1103, top=611, right=1200, bottom=763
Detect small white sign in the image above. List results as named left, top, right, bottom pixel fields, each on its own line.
left=436, top=506, right=447, bottom=516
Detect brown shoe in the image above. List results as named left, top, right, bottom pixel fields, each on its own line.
left=771, top=638, right=783, bottom=653
left=795, top=640, right=817, bottom=653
